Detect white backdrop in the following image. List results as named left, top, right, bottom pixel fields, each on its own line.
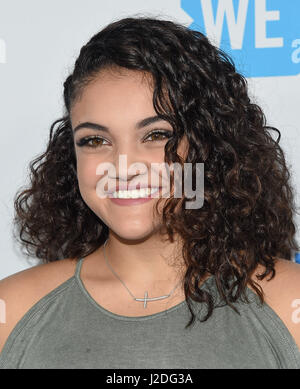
left=1, top=0, right=299, bottom=279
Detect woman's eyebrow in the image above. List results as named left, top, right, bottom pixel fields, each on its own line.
left=73, top=115, right=166, bottom=134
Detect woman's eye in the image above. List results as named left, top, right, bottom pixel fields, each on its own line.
left=76, top=136, right=109, bottom=148
left=144, top=130, right=173, bottom=142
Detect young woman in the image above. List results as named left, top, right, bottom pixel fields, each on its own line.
left=0, top=16, right=300, bottom=369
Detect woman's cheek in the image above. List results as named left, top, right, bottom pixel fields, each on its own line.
left=76, top=156, right=102, bottom=189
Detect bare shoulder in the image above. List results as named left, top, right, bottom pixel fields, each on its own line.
left=0, top=258, right=77, bottom=354
left=249, top=257, right=300, bottom=350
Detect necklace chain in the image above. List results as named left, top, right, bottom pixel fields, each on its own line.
left=103, top=239, right=182, bottom=308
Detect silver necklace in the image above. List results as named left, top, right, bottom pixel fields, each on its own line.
left=103, top=239, right=182, bottom=309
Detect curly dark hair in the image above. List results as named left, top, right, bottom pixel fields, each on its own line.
left=13, top=16, right=300, bottom=328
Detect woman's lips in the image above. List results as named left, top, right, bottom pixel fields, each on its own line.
left=108, top=187, right=162, bottom=206
left=107, top=183, right=162, bottom=193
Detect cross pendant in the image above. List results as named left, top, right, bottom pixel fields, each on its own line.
left=134, top=291, right=169, bottom=308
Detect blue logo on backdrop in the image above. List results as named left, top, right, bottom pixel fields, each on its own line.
left=181, top=0, right=300, bottom=77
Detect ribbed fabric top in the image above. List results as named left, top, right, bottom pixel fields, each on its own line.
left=0, top=256, right=300, bottom=369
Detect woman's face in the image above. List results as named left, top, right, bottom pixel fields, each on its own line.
left=70, top=68, right=187, bottom=241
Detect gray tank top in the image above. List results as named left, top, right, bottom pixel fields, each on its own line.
left=0, top=256, right=300, bottom=369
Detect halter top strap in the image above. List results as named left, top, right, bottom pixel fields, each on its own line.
left=74, top=257, right=85, bottom=280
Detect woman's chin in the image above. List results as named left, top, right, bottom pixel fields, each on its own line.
left=107, top=224, right=162, bottom=242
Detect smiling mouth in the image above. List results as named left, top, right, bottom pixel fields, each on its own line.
left=108, top=186, right=161, bottom=199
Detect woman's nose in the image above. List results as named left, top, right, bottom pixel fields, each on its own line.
left=111, top=145, right=149, bottom=178
left=113, top=155, right=149, bottom=180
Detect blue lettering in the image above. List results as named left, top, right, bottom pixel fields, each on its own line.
left=181, top=0, right=300, bottom=77
left=292, top=39, right=300, bottom=64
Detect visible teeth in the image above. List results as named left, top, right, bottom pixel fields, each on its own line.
left=112, top=188, right=159, bottom=199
